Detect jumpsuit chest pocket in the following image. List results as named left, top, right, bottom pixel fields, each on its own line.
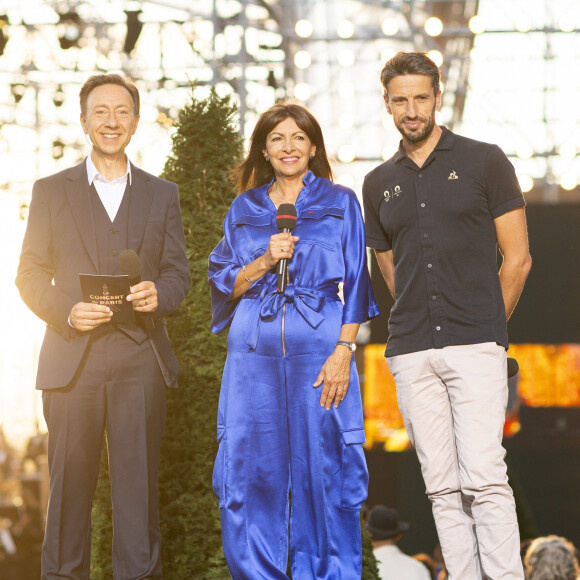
left=233, top=213, right=272, bottom=261
left=297, top=206, right=344, bottom=251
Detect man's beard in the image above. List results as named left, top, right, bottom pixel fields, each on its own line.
left=395, top=103, right=436, bottom=144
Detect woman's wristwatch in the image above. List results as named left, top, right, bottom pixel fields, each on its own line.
left=335, top=340, right=356, bottom=353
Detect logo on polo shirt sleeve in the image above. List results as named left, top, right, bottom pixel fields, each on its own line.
left=383, top=184, right=402, bottom=203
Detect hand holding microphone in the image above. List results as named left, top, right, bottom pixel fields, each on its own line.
left=275, top=204, right=298, bottom=293
left=119, top=249, right=158, bottom=313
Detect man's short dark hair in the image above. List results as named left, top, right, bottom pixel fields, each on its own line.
left=380, top=52, right=440, bottom=98
left=79, top=74, right=140, bottom=117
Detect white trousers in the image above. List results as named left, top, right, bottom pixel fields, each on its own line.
left=387, top=343, right=524, bottom=580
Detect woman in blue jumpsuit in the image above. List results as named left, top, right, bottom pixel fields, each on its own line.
left=209, top=103, right=379, bottom=579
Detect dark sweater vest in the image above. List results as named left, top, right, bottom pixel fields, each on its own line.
left=90, top=182, right=148, bottom=344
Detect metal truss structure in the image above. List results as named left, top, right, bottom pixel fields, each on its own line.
left=0, top=0, right=578, bottom=201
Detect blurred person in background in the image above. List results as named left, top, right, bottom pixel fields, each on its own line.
left=366, top=505, right=431, bottom=580
left=524, top=535, right=580, bottom=580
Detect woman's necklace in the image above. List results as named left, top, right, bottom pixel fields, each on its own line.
left=270, top=183, right=296, bottom=205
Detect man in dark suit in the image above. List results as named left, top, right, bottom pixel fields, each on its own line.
left=16, top=74, right=190, bottom=580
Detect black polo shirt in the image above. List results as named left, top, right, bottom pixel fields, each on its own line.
left=363, top=126, right=525, bottom=357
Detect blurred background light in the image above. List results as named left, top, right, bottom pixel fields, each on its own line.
left=427, top=50, right=443, bottom=67
left=381, top=47, right=397, bottom=64
left=558, top=17, right=575, bottom=33
left=337, top=144, right=356, bottom=163
left=337, top=20, right=355, bottom=39
left=339, top=82, right=355, bottom=99
left=295, top=19, right=313, bottom=38
left=337, top=49, right=355, bottom=67
left=516, top=143, right=534, bottom=160
left=559, top=143, right=577, bottom=161
left=469, top=15, right=486, bottom=34
left=336, top=173, right=355, bottom=188
left=294, top=82, right=311, bottom=101
left=424, top=17, right=443, bottom=37
left=560, top=173, right=578, bottom=191
left=381, top=18, right=399, bottom=36
left=518, top=175, right=534, bottom=193
left=515, top=16, right=532, bottom=33
left=339, top=113, right=355, bottom=129
left=294, top=49, right=312, bottom=69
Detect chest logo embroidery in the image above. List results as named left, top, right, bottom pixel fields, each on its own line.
left=383, top=184, right=402, bottom=203
left=448, top=170, right=459, bottom=180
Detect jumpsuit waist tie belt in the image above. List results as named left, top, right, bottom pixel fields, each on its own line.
left=244, top=283, right=340, bottom=350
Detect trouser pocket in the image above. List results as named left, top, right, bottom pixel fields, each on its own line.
left=340, top=428, right=369, bottom=509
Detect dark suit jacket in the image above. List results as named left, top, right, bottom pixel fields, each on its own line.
left=16, top=160, right=190, bottom=389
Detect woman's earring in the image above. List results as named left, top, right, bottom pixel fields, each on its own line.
left=265, top=156, right=270, bottom=162
left=310, top=153, right=315, bottom=159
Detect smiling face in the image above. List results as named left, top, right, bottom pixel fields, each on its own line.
left=262, top=117, right=316, bottom=181
left=385, top=74, right=441, bottom=145
left=80, top=83, right=140, bottom=163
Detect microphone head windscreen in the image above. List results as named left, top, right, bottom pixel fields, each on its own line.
left=276, top=203, right=298, bottom=231
left=507, top=357, right=519, bottom=378
left=118, top=249, right=141, bottom=280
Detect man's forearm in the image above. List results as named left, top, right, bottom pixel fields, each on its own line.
left=499, top=254, right=532, bottom=320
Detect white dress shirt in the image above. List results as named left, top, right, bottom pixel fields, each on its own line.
left=374, top=545, right=431, bottom=580
left=86, top=155, right=132, bottom=222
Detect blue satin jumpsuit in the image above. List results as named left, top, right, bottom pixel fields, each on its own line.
left=209, top=171, right=379, bottom=579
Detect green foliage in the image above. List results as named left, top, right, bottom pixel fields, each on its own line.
left=158, top=87, right=243, bottom=579
left=90, top=445, right=113, bottom=577
left=361, top=514, right=381, bottom=579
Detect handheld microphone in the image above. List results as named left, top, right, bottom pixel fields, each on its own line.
left=119, top=249, right=141, bottom=286
left=119, top=249, right=154, bottom=332
left=507, top=357, right=519, bottom=379
left=276, top=203, right=297, bottom=293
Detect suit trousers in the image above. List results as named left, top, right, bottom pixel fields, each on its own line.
left=387, top=342, right=524, bottom=580
left=41, top=329, right=166, bottom=580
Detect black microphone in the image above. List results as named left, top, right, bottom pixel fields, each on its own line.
left=119, top=249, right=141, bottom=286
left=119, top=249, right=154, bottom=332
left=276, top=203, right=297, bottom=293
left=507, top=357, right=519, bottom=379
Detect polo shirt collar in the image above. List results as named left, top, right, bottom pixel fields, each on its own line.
left=86, top=155, right=132, bottom=185
left=394, top=125, right=453, bottom=164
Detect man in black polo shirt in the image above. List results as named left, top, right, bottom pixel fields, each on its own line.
left=363, top=52, right=531, bottom=579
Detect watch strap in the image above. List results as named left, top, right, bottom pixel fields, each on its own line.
left=336, top=340, right=356, bottom=352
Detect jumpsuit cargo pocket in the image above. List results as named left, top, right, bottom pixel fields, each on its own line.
left=212, top=426, right=227, bottom=508
left=340, top=428, right=369, bottom=510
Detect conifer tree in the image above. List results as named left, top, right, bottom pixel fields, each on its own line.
left=158, top=86, right=242, bottom=579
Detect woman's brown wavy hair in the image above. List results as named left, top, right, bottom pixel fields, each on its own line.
left=230, top=102, right=334, bottom=194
